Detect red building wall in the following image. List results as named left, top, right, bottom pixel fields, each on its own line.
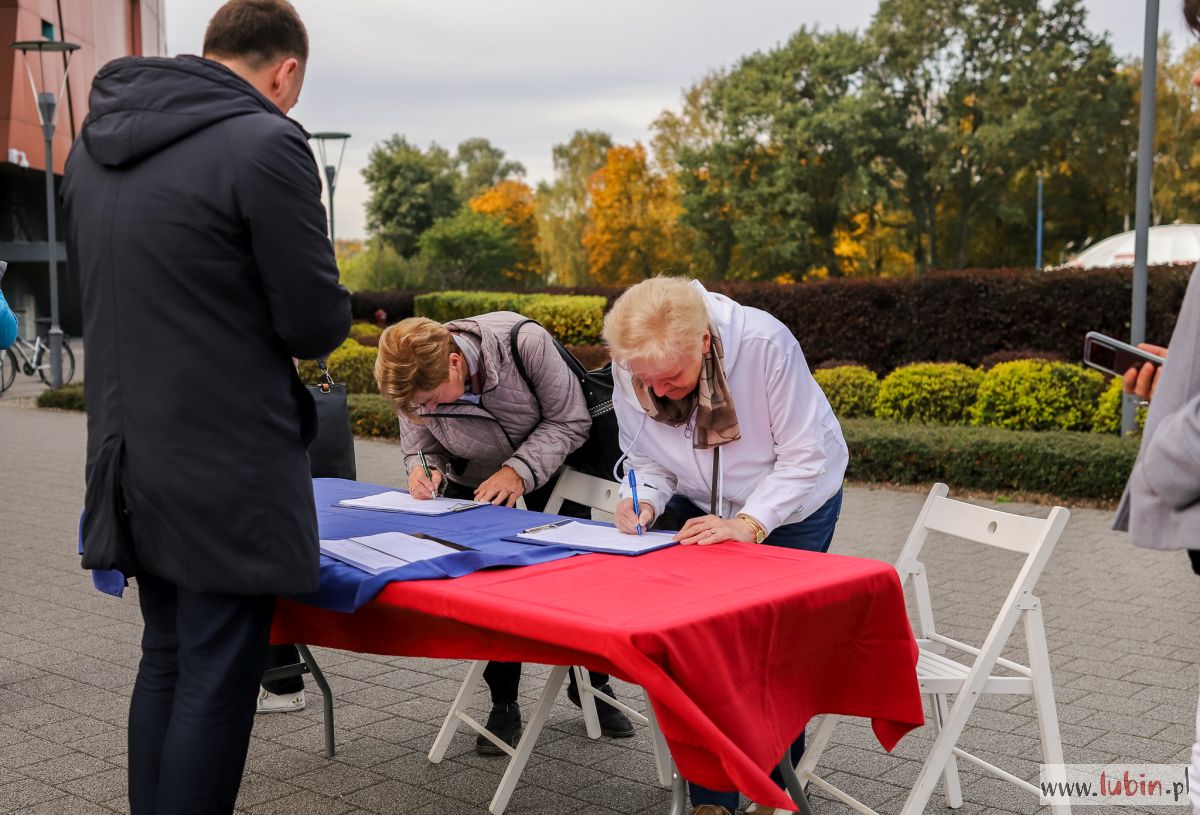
left=0, top=0, right=166, bottom=174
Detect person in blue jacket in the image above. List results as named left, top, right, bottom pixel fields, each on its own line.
left=0, top=262, right=16, bottom=349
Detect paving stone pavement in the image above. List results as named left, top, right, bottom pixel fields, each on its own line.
left=1, top=401, right=1196, bottom=814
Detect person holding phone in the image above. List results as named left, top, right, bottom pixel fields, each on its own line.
left=1114, top=9, right=1200, bottom=811
left=374, top=314, right=635, bottom=753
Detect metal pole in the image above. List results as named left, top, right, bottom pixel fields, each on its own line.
left=325, top=164, right=337, bottom=246
left=1036, top=173, right=1044, bottom=271
left=40, top=91, right=62, bottom=389
left=1125, top=0, right=1159, bottom=435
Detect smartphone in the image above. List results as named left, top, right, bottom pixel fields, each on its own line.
left=0, top=261, right=6, bottom=283
left=1082, top=331, right=1164, bottom=378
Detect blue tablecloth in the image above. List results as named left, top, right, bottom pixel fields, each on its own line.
left=86, top=478, right=582, bottom=612
left=294, top=478, right=580, bottom=612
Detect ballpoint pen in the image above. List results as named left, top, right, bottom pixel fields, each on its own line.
left=418, top=450, right=440, bottom=497
left=628, top=468, right=643, bottom=536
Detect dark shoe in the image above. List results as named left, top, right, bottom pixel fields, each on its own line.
left=567, top=681, right=635, bottom=738
left=476, top=702, right=522, bottom=755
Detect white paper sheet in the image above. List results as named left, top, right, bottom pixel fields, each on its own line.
left=319, top=539, right=407, bottom=575
left=515, top=521, right=676, bottom=555
left=348, top=532, right=460, bottom=563
left=337, top=490, right=485, bottom=515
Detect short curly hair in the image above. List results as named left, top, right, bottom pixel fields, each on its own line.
left=602, top=276, right=709, bottom=371
left=375, top=317, right=453, bottom=420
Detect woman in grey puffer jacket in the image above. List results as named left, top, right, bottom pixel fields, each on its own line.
left=375, top=311, right=634, bottom=753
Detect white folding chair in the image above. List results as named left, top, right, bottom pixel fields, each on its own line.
left=428, top=466, right=672, bottom=814
left=797, top=483, right=1071, bottom=815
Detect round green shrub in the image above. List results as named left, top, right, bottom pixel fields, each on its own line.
left=970, top=360, right=1105, bottom=431
left=1092, top=375, right=1147, bottom=434
left=813, top=365, right=880, bottom=419
left=348, top=393, right=401, bottom=439
left=874, top=362, right=984, bottom=424
left=297, top=339, right=358, bottom=385
left=348, top=322, right=383, bottom=340
left=327, top=342, right=380, bottom=394
left=37, top=382, right=85, bottom=411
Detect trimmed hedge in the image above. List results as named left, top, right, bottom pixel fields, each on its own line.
left=353, top=263, right=1192, bottom=371
left=970, top=361, right=1105, bottom=431
left=813, top=365, right=879, bottom=419
left=841, top=418, right=1138, bottom=500
left=415, top=291, right=607, bottom=345
left=875, top=363, right=983, bottom=424
left=37, top=382, right=85, bottom=411
left=348, top=322, right=383, bottom=340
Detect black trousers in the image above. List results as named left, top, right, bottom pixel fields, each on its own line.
left=444, top=472, right=610, bottom=704
left=129, top=571, right=274, bottom=815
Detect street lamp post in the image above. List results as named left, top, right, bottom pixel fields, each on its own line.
left=11, top=39, right=80, bottom=389
left=308, top=132, right=351, bottom=246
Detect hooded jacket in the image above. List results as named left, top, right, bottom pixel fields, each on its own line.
left=62, top=56, right=350, bottom=595
left=614, top=282, right=847, bottom=534
left=398, top=312, right=590, bottom=491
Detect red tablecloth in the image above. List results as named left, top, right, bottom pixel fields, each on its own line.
left=273, top=541, right=923, bottom=809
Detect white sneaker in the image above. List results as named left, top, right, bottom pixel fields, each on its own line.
left=256, top=687, right=305, bottom=714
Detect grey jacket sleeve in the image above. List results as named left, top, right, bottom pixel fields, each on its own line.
left=1136, top=392, right=1200, bottom=510
left=505, top=327, right=591, bottom=491
left=399, top=415, right=453, bottom=478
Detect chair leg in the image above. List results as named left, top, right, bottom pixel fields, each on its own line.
left=643, top=688, right=673, bottom=787
left=795, top=714, right=839, bottom=781
left=1025, top=606, right=1072, bottom=815
left=429, top=660, right=487, bottom=763
left=490, top=665, right=570, bottom=815
left=296, top=645, right=335, bottom=758
left=930, top=693, right=963, bottom=808
left=573, top=665, right=602, bottom=739
left=899, top=686, right=982, bottom=815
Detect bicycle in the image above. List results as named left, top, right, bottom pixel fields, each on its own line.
left=0, top=322, right=76, bottom=393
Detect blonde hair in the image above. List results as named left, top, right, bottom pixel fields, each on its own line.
left=602, top=277, right=710, bottom=370
left=375, top=317, right=453, bottom=419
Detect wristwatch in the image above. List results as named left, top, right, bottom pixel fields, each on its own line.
left=736, top=513, right=767, bottom=544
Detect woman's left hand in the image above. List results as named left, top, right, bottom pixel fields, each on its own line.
left=474, top=465, right=526, bottom=507
left=675, top=514, right=755, bottom=545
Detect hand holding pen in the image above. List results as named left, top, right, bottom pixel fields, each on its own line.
left=615, top=469, right=654, bottom=535
left=409, top=450, right=444, bottom=499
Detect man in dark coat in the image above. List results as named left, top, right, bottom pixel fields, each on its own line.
left=61, top=1, right=350, bottom=811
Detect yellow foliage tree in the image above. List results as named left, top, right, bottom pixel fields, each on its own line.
left=833, top=206, right=916, bottom=278
left=582, top=144, right=686, bottom=286
left=468, top=180, right=542, bottom=286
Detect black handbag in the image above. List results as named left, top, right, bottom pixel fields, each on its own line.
left=306, top=360, right=357, bottom=480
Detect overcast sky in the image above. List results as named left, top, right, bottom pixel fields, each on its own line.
left=164, top=1, right=1188, bottom=241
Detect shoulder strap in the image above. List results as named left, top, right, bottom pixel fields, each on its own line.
left=509, top=319, right=538, bottom=394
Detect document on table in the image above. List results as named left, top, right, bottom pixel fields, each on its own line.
left=320, top=532, right=463, bottom=575
left=337, top=490, right=486, bottom=515
left=509, top=521, right=677, bottom=556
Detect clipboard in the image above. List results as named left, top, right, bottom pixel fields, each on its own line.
left=504, top=519, right=678, bottom=556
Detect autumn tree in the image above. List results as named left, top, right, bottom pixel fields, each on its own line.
left=535, top=130, right=613, bottom=286
left=455, top=137, right=526, bottom=201
left=583, top=144, right=685, bottom=286
left=468, top=180, right=542, bottom=286
left=416, top=209, right=520, bottom=289
left=362, top=136, right=460, bottom=258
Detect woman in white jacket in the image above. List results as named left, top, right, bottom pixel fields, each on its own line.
left=603, top=276, right=848, bottom=815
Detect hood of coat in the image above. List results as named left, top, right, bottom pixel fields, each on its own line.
left=81, top=55, right=305, bottom=168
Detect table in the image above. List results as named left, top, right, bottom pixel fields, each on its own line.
left=273, top=482, right=924, bottom=811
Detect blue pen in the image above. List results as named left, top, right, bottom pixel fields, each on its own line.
left=628, top=468, right=643, bottom=536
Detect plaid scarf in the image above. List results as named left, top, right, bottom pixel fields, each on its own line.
left=632, top=328, right=741, bottom=450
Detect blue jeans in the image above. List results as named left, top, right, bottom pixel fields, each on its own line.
left=659, top=488, right=844, bottom=810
